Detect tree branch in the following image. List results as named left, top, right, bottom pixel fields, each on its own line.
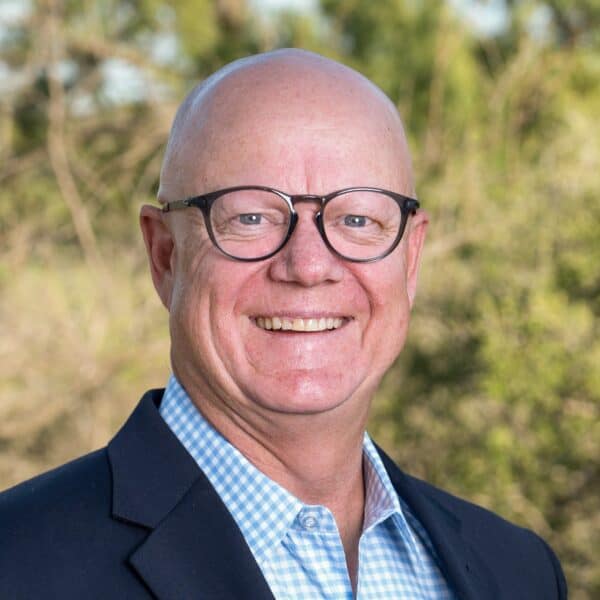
left=44, top=0, right=104, bottom=273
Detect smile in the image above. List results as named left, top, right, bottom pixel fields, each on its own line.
left=254, top=316, right=346, bottom=332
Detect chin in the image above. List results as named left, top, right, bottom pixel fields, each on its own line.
left=247, top=370, right=359, bottom=416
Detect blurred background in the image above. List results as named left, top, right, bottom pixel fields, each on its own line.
left=0, top=0, right=598, bottom=596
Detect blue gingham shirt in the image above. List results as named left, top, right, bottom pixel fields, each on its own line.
left=160, top=375, right=455, bottom=599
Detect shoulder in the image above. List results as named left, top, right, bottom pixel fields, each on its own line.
left=404, top=469, right=567, bottom=598
left=376, top=446, right=567, bottom=598
left=0, top=448, right=111, bottom=530
left=0, top=449, right=147, bottom=596
left=409, top=473, right=542, bottom=544
left=423, top=476, right=565, bottom=589
left=379, top=445, right=550, bottom=549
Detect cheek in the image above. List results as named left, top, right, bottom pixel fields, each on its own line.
left=170, top=247, right=261, bottom=355
left=168, top=275, right=207, bottom=363
left=363, top=260, right=411, bottom=356
left=168, top=241, right=218, bottom=353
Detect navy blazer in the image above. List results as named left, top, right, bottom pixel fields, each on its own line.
left=0, top=389, right=567, bottom=599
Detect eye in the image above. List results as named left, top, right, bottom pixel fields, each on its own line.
left=344, top=214, right=368, bottom=227
left=239, top=213, right=262, bottom=225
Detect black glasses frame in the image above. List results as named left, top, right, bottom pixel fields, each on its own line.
left=161, top=185, right=420, bottom=263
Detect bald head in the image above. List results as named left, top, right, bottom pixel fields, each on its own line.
left=159, top=49, right=414, bottom=203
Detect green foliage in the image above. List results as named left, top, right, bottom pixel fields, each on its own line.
left=315, top=2, right=599, bottom=596
left=0, top=0, right=597, bottom=597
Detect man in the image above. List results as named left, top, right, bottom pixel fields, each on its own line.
left=0, top=49, right=566, bottom=599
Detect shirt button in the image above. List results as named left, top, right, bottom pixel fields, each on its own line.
left=301, top=515, right=318, bottom=530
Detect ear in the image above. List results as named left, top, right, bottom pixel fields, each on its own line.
left=140, top=205, right=175, bottom=310
left=405, top=209, right=429, bottom=308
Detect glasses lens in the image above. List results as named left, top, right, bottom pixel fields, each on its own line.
left=210, top=189, right=291, bottom=259
left=322, top=191, right=403, bottom=261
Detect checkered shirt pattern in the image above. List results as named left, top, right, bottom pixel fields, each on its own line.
left=160, top=375, right=455, bottom=599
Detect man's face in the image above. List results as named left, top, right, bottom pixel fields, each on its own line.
left=146, top=62, right=426, bottom=425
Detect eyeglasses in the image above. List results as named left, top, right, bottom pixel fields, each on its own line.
left=162, top=185, right=420, bottom=263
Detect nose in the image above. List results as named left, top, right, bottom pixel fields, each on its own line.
left=268, top=205, right=345, bottom=286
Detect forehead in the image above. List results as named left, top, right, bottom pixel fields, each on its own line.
left=163, top=56, right=413, bottom=198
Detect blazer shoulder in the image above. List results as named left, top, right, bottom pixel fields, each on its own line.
left=0, top=449, right=117, bottom=564
left=406, top=473, right=568, bottom=598
left=0, top=448, right=111, bottom=519
left=0, top=448, right=152, bottom=597
left=376, top=447, right=567, bottom=598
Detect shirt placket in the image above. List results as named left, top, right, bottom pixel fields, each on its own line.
left=281, top=506, right=353, bottom=600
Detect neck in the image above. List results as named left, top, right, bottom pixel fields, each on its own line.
left=206, top=400, right=368, bottom=593
left=201, top=391, right=368, bottom=505
left=176, top=370, right=371, bottom=588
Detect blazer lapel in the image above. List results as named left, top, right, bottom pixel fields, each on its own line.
left=108, top=390, right=274, bottom=600
left=129, top=476, right=275, bottom=600
left=378, top=449, right=499, bottom=600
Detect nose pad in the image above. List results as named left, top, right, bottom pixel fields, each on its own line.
left=314, top=211, right=324, bottom=236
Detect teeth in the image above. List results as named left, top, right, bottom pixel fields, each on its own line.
left=255, top=316, right=345, bottom=332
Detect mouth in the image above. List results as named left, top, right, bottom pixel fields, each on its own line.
left=253, top=316, right=349, bottom=332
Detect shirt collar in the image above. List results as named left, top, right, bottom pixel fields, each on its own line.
left=159, top=374, right=418, bottom=563
left=362, top=434, right=421, bottom=557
